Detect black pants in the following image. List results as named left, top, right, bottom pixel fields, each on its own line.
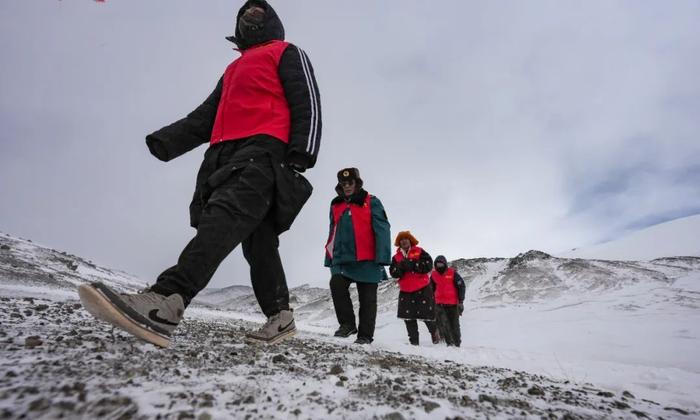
left=151, top=160, right=289, bottom=318
left=436, top=304, right=461, bottom=346
left=404, top=319, right=437, bottom=345
left=329, top=274, right=378, bottom=340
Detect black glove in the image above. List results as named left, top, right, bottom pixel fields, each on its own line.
left=287, top=162, right=306, bottom=173
left=285, top=152, right=309, bottom=173
left=399, top=259, right=412, bottom=273
left=458, top=303, right=464, bottom=316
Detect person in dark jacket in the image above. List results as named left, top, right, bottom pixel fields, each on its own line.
left=389, top=231, right=440, bottom=345
left=325, top=168, right=391, bottom=345
left=79, top=0, right=321, bottom=348
left=430, top=255, right=465, bottom=347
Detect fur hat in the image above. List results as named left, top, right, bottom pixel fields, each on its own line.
left=394, top=231, right=419, bottom=247
left=335, top=167, right=364, bottom=195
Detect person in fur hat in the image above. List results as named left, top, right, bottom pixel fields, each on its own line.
left=430, top=255, right=466, bottom=347
left=389, top=231, right=440, bottom=345
left=325, top=168, right=391, bottom=344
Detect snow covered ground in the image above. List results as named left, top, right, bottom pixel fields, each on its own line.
left=1, top=224, right=700, bottom=418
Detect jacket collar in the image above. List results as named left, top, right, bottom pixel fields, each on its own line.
left=331, top=189, right=368, bottom=206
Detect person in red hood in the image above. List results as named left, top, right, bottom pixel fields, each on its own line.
left=430, top=255, right=466, bottom=347
left=79, top=0, right=321, bottom=348
left=389, top=231, right=440, bottom=345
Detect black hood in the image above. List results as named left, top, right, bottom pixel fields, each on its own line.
left=434, top=255, right=448, bottom=273
left=226, top=0, right=285, bottom=50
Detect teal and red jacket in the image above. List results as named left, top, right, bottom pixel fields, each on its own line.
left=324, top=190, right=391, bottom=283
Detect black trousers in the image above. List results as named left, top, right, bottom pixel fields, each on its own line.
left=436, top=304, right=461, bottom=346
left=329, top=274, right=378, bottom=340
left=151, top=160, right=290, bottom=318
left=404, top=319, right=437, bottom=345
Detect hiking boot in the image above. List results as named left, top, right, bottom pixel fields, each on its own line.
left=78, top=282, right=184, bottom=348
left=245, top=310, right=296, bottom=345
left=431, top=330, right=441, bottom=345
left=354, top=336, right=372, bottom=345
left=333, top=324, right=358, bottom=338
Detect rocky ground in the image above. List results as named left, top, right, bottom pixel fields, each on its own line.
left=0, top=296, right=692, bottom=419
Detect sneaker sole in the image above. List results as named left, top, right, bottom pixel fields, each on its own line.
left=244, top=328, right=297, bottom=346
left=78, top=284, right=170, bottom=348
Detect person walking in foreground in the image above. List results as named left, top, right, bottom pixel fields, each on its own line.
left=325, top=168, right=391, bottom=345
left=79, top=0, right=322, bottom=348
left=389, top=231, right=440, bottom=345
left=430, top=255, right=465, bottom=347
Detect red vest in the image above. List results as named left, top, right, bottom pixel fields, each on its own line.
left=210, top=40, right=291, bottom=145
left=394, top=246, right=430, bottom=292
left=431, top=268, right=459, bottom=305
left=326, top=194, right=376, bottom=261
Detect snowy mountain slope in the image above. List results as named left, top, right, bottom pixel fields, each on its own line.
left=1, top=232, right=699, bottom=414
left=0, top=295, right=689, bottom=419
left=0, top=232, right=145, bottom=298
left=193, top=285, right=254, bottom=306
left=561, top=213, right=700, bottom=261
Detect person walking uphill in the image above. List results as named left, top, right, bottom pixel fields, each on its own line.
left=430, top=255, right=465, bottom=347
left=389, top=231, right=440, bottom=345
left=78, top=0, right=322, bottom=348
left=325, top=168, right=391, bottom=345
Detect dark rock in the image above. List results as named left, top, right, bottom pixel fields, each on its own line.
left=497, top=376, right=520, bottom=389
left=329, top=364, right=344, bottom=375
left=272, top=354, right=288, bottom=364
left=243, top=395, right=255, bottom=404
left=0, top=245, right=10, bottom=250
left=28, top=398, right=50, bottom=411
left=34, top=304, right=49, bottom=312
left=597, top=391, right=614, bottom=398
left=528, top=385, right=545, bottom=396
left=664, top=407, right=689, bottom=415
left=612, top=400, right=630, bottom=409
left=422, top=401, right=440, bottom=413
left=630, top=410, right=651, bottom=419
left=622, top=390, right=635, bottom=399
left=383, top=412, right=406, bottom=420
left=25, top=336, right=43, bottom=348
left=5, top=371, right=17, bottom=378
left=479, top=394, right=498, bottom=405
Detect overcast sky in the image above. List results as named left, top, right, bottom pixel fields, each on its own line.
left=1, top=0, right=699, bottom=290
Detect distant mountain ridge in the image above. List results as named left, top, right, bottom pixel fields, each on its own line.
left=2, top=231, right=699, bottom=321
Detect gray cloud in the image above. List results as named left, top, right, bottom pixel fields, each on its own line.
left=1, top=1, right=699, bottom=289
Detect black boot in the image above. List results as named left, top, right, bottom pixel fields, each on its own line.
left=334, top=324, right=358, bottom=337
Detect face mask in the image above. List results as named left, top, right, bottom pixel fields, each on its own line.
left=239, top=6, right=265, bottom=40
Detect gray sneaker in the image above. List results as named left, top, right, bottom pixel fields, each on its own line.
left=78, top=282, right=184, bottom=348
left=245, top=310, right=296, bottom=345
